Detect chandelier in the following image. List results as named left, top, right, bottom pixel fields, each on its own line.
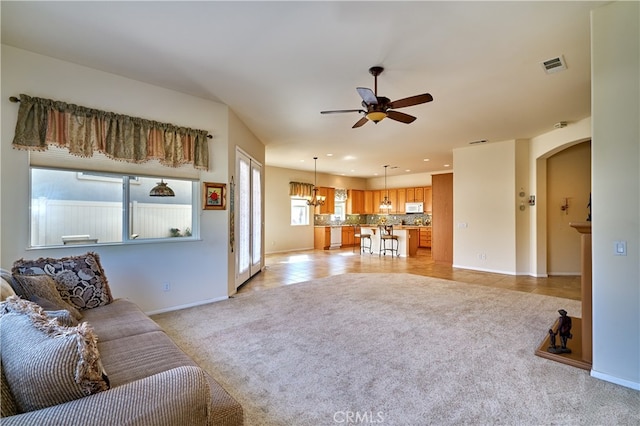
left=380, top=165, right=392, bottom=211
left=307, top=157, right=326, bottom=207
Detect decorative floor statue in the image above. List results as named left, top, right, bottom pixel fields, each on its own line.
left=547, top=309, right=573, bottom=354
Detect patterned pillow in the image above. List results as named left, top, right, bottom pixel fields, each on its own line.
left=0, top=296, right=110, bottom=413
left=12, top=252, right=113, bottom=310
left=10, top=274, right=83, bottom=320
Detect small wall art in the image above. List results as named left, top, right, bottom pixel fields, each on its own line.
left=203, top=182, right=226, bottom=210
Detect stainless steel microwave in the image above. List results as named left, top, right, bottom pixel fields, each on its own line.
left=405, top=202, right=424, bottom=213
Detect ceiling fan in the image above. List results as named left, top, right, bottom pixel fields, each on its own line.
left=321, top=66, right=433, bottom=128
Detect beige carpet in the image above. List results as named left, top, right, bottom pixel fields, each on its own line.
left=152, top=273, right=639, bottom=425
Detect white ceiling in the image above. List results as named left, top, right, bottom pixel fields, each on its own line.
left=1, top=1, right=605, bottom=178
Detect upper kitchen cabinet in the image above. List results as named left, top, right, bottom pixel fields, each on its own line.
left=347, top=189, right=365, bottom=214
left=406, top=186, right=425, bottom=203
left=315, top=187, right=335, bottom=214
left=396, top=189, right=406, bottom=213
left=423, top=186, right=433, bottom=212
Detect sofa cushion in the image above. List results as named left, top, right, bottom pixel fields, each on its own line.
left=80, top=299, right=162, bottom=342
left=97, top=330, right=197, bottom=387
left=1, top=276, right=16, bottom=301
left=12, top=252, right=113, bottom=310
left=10, top=274, right=83, bottom=320
left=0, top=297, right=110, bottom=413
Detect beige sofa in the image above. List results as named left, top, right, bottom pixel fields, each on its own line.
left=1, top=255, right=243, bottom=426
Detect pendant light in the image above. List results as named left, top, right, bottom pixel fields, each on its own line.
left=379, top=165, right=392, bottom=211
left=307, top=157, right=326, bottom=207
left=149, top=179, right=175, bottom=197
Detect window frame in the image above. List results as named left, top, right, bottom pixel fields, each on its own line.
left=28, top=166, right=200, bottom=249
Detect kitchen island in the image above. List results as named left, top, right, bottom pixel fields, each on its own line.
left=360, top=226, right=419, bottom=257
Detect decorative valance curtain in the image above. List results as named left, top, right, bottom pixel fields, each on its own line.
left=11, top=94, right=210, bottom=170
left=289, top=181, right=314, bottom=198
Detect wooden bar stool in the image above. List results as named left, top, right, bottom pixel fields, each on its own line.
left=378, top=225, right=398, bottom=257
left=353, top=225, right=372, bottom=254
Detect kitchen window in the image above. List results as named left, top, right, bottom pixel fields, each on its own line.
left=29, top=167, right=198, bottom=247
left=290, top=198, right=310, bottom=226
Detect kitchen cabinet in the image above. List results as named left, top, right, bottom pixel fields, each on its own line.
left=372, top=190, right=381, bottom=213
left=419, top=227, right=432, bottom=248
left=406, top=186, right=424, bottom=203
left=423, top=186, right=433, bottom=212
left=396, top=189, right=406, bottom=213
left=315, top=187, right=335, bottom=214
left=314, top=227, right=331, bottom=250
left=364, top=190, right=374, bottom=214
left=341, top=226, right=356, bottom=246
left=347, top=190, right=365, bottom=214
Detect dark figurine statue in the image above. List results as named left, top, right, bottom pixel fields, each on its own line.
left=547, top=309, right=573, bottom=354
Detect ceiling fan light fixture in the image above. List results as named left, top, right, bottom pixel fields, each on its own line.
left=366, top=111, right=387, bottom=123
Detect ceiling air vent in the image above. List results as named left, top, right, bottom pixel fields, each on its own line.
left=541, top=55, right=567, bottom=74
left=469, top=139, right=488, bottom=145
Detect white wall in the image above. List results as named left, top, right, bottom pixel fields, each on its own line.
left=590, top=1, right=639, bottom=389
left=1, top=46, right=234, bottom=313
left=453, top=140, right=517, bottom=274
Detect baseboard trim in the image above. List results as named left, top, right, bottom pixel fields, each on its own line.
left=591, top=370, right=640, bottom=391
left=452, top=264, right=516, bottom=276
left=145, top=296, right=228, bottom=316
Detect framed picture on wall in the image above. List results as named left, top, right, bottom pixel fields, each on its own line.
left=203, top=182, right=226, bottom=210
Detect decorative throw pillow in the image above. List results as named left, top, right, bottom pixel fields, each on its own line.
left=0, top=276, right=16, bottom=301
left=12, top=252, right=113, bottom=310
left=10, top=274, right=83, bottom=320
left=0, top=296, right=110, bottom=413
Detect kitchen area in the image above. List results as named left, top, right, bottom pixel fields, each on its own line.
left=313, top=186, right=433, bottom=257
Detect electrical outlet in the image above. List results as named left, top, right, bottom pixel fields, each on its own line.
left=163, top=282, right=171, bottom=292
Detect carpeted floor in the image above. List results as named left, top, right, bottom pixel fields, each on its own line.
left=152, top=273, right=639, bottom=425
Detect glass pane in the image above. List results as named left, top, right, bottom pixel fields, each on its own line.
left=251, top=164, right=262, bottom=265
left=129, top=177, right=193, bottom=239
left=30, top=169, right=123, bottom=246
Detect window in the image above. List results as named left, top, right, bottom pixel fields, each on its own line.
left=30, top=167, right=198, bottom=247
left=291, top=198, right=310, bottom=226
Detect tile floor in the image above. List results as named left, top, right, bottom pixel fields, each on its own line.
left=238, top=247, right=582, bottom=301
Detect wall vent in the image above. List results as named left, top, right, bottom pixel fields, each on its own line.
left=469, top=139, right=488, bottom=145
left=541, top=55, right=567, bottom=74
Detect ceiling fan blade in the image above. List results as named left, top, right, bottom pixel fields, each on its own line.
left=387, top=110, right=416, bottom=124
left=352, top=117, right=369, bottom=128
left=387, top=93, right=433, bottom=109
left=321, top=109, right=365, bottom=114
left=356, top=87, right=378, bottom=105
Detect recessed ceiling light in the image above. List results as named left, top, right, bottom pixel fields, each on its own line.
left=423, top=159, right=430, bottom=162
left=326, top=153, right=333, bottom=157
left=444, top=164, right=450, bottom=167
left=405, top=169, right=411, bottom=172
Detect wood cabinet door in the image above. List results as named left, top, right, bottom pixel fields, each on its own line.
left=423, top=187, right=433, bottom=212
left=364, top=190, right=374, bottom=214
left=347, top=189, right=365, bottom=214
left=397, top=189, right=406, bottom=213
left=415, top=187, right=424, bottom=203
left=372, top=190, right=381, bottom=213
left=406, top=187, right=415, bottom=202
left=387, top=189, right=397, bottom=212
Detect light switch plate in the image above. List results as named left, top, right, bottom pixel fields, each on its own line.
left=614, top=240, right=627, bottom=256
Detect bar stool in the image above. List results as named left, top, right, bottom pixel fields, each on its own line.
left=353, top=225, right=372, bottom=254
left=378, top=225, right=398, bottom=257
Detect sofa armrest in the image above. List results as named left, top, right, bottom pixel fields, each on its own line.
left=2, top=366, right=212, bottom=426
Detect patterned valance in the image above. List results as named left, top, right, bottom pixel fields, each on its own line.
left=11, top=94, right=210, bottom=170
left=289, top=181, right=314, bottom=198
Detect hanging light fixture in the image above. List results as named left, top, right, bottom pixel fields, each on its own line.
left=307, top=157, right=326, bottom=207
left=149, top=179, right=175, bottom=197
left=379, top=165, right=392, bottom=211
left=366, top=111, right=387, bottom=123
